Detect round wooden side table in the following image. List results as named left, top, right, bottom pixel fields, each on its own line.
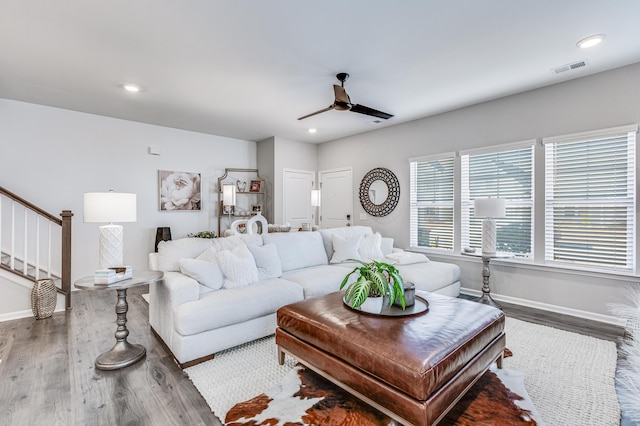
left=75, top=270, right=163, bottom=370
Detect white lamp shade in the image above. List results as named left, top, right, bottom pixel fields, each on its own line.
left=84, top=192, right=137, bottom=223
left=474, top=198, right=506, bottom=218
left=222, top=184, right=236, bottom=206
left=311, top=189, right=321, bottom=207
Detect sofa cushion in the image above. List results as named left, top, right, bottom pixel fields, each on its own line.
left=179, top=258, right=224, bottom=290
left=318, top=226, right=374, bottom=260
left=157, top=238, right=214, bottom=272
left=173, top=278, right=304, bottom=336
left=398, top=261, right=460, bottom=292
left=262, top=231, right=328, bottom=272
left=330, top=234, right=363, bottom=264
left=247, top=243, right=282, bottom=279
left=385, top=251, right=430, bottom=265
left=281, top=264, right=355, bottom=299
left=216, top=245, right=259, bottom=288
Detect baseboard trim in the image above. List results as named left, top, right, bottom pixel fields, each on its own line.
left=460, top=287, right=627, bottom=328
left=0, top=305, right=66, bottom=323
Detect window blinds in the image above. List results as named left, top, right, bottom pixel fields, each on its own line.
left=409, top=155, right=455, bottom=250
left=544, top=127, right=636, bottom=271
left=461, top=145, right=534, bottom=256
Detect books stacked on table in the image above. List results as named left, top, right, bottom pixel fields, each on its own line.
left=94, top=266, right=133, bottom=284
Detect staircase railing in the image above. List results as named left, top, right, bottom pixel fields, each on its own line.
left=0, top=185, right=73, bottom=310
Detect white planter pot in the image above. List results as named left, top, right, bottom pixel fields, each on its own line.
left=357, top=296, right=384, bottom=314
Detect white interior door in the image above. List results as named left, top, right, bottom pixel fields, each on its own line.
left=283, top=169, right=314, bottom=229
left=319, top=167, right=353, bottom=229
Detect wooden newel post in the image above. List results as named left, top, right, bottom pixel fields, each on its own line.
left=60, top=210, right=73, bottom=310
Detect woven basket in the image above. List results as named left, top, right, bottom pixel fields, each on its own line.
left=31, top=278, right=57, bottom=319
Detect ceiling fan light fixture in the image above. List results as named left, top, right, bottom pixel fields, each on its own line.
left=577, top=34, right=605, bottom=49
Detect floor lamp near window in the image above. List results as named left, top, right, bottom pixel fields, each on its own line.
left=84, top=191, right=137, bottom=268
left=474, top=197, right=506, bottom=255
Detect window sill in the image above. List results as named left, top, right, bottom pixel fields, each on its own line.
left=410, top=247, right=640, bottom=282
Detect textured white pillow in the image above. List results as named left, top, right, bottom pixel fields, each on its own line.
left=330, top=234, right=363, bottom=264
left=359, top=232, right=384, bottom=261
left=216, top=245, right=259, bottom=288
left=247, top=244, right=282, bottom=279
left=179, top=258, right=224, bottom=290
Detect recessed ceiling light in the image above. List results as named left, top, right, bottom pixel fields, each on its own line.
left=308, top=128, right=317, bottom=134
left=577, top=34, right=605, bottom=49
left=122, top=83, right=141, bottom=93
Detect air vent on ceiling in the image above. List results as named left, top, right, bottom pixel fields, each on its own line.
left=552, top=60, right=588, bottom=74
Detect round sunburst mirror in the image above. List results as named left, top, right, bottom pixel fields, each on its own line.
left=359, top=167, right=400, bottom=217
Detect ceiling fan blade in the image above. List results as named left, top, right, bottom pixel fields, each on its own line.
left=350, top=104, right=394, bottom=120
left=333, top=84, right=351, bottom=104
left=298, top=105, right=335, bottom=120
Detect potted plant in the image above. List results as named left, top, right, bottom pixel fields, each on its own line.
left=187, top=231, right=217, bottom=238
left=340, top=259, right=406, bottom=313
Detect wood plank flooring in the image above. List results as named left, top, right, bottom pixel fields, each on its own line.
left=0, top=285, right=221, bottom=426
left=0, top=286, right=624, bottom=425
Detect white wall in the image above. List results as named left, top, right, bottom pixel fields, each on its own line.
left=0, top=99, right=256, bottom=282
left=317, top=62, right=640, bottom=316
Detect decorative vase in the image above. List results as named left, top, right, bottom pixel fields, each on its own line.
left=31, top=278, right=57, bottom=319
left=394, top=282, right=416, bottom=307
left=357, top=296, right=384, bottom=314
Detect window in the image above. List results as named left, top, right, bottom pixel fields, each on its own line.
left=410, top=154, right=455, bottom=251
left=461, top=143, right=534, bottom=257
left=543, top=125, right=637, bottom=271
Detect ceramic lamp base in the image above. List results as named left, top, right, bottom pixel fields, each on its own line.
left=99, top=224, right=124, bottom=268
left=482, top=217, right=496, bottom=255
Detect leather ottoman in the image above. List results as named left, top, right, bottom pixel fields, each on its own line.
left=276, top=291, right=505, bottom=426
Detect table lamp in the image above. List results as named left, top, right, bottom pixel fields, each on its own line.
left=474, top=197, right=506, bottom=255
left=84, top=191, right=137, bottom=268
left=222, top=184, right=236, bottom=222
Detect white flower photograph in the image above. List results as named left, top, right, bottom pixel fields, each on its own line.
left=159, top=170, right=201, bottom=211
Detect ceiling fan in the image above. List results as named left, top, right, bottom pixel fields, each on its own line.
left=298, top=73, right=394, bottom=121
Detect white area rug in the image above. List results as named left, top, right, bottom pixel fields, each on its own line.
left=185, top=317, right=619, bottom=425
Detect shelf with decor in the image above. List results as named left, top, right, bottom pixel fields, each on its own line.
left=217, top=168, right=267, bottom=236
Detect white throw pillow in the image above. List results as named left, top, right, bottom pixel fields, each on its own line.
left=359, top=232, right=384, bottom=261
left=179, top=258, right=224, bottom=290
left=330, top=234, right=363, bottom=264
left=196, top=246, right=218, bottom=263
left=380, top=237, right=394, bottom=256
left=247, top=244, right=282, bottom=280
left=216, top=245, right=260, bottom=288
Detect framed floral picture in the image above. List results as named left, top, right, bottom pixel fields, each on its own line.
left=159, top=170, right=202, bottom=211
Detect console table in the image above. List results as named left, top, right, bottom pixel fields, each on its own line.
left=75, top=270, right=163, bottom=370
left=461, top=250, right=513, bottom=309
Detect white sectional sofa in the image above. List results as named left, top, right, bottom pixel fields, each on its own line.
left=148, top=226, right=461, bottom=367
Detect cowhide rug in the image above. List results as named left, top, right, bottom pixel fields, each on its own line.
left=225, top=349, right=544, bottom=425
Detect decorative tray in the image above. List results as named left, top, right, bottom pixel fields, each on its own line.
left=344, top=295, right=429, bottom=317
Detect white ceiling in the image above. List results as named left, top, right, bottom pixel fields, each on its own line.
left=1, top=1, right=640, bottom=144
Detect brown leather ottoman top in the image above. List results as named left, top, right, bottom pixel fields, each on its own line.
left=277, top=291, right=504, bottom=401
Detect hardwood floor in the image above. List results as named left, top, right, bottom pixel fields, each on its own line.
left=0, top=285, right=221, bottom=426
left=0, top=287, right=624, bottom=425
